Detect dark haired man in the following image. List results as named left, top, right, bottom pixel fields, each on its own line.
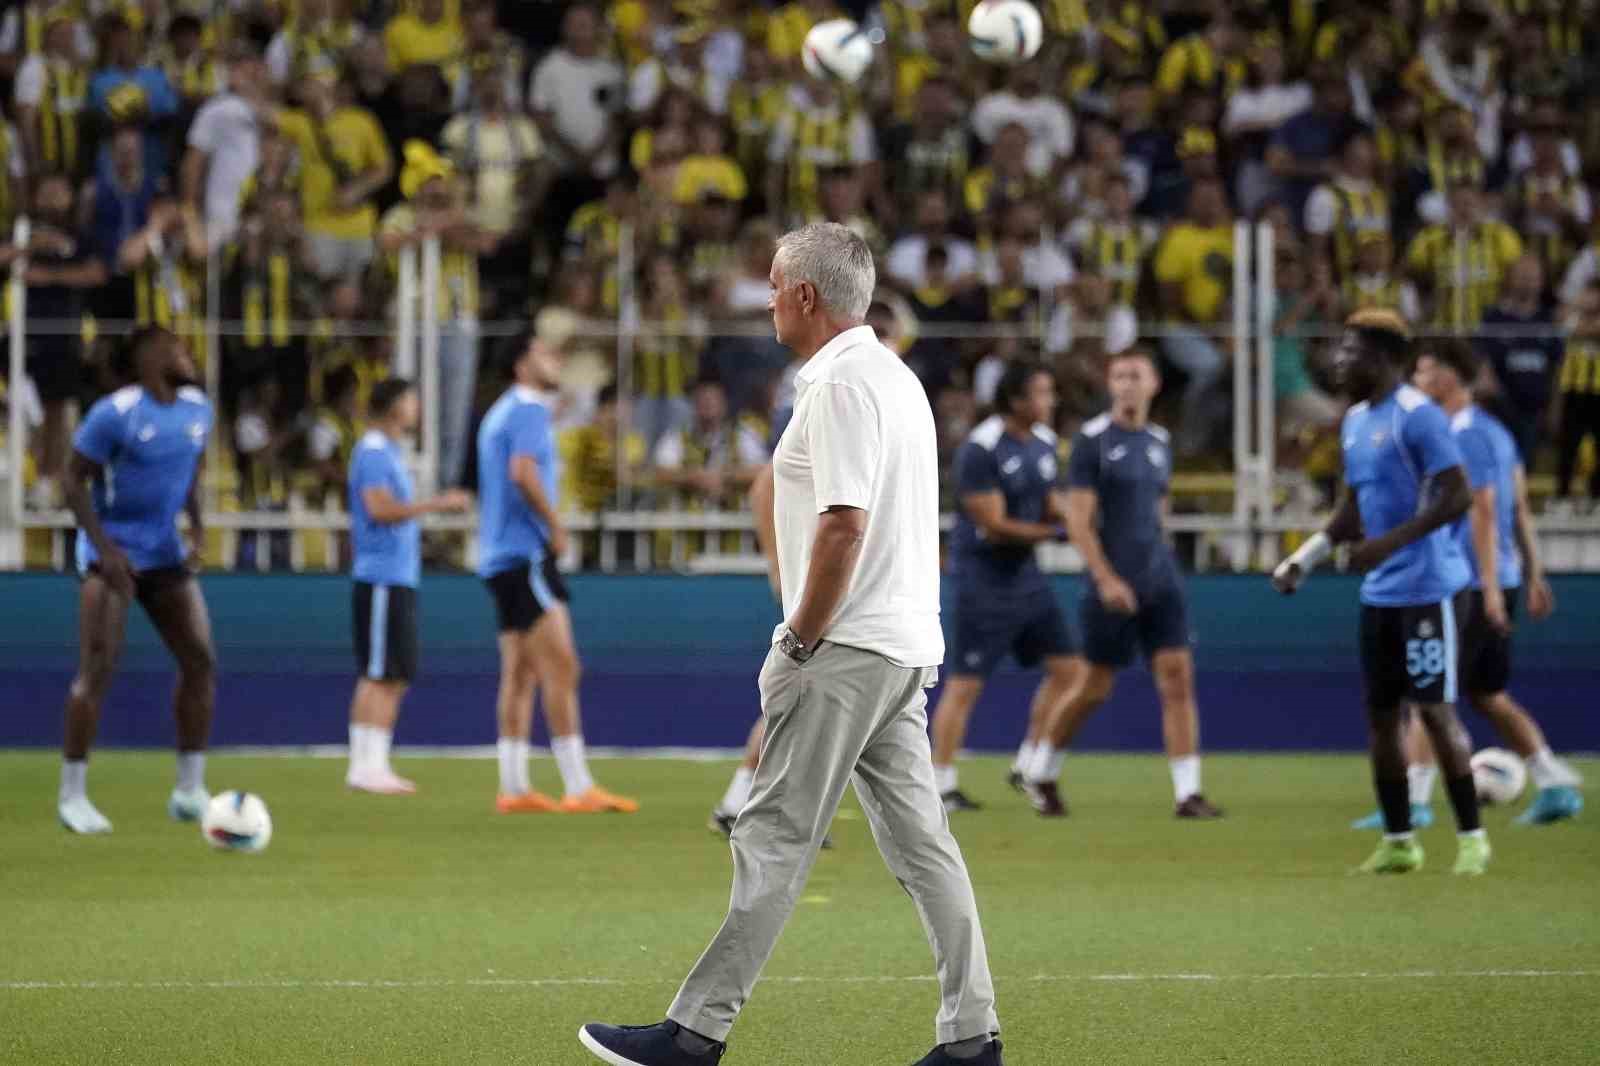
left=930, top=362, right=1082, bottom=812
left=344, top=378, right=471, bottom=794
left=477, top=328, right=638, bottom=814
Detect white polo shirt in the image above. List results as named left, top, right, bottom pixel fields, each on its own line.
left=771, top=325, right=944, bottom=668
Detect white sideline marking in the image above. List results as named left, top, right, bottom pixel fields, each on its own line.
left=4, top=970, right=1595, bottom=992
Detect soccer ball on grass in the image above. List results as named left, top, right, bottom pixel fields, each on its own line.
left=1470, top=748, right=1527, bottom=806
left=201, top=790, right=273, bottom=853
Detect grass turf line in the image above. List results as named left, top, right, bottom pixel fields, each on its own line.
left=2, top=751, right=1597, bottom=1065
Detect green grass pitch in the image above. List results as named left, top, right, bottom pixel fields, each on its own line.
left=3, top=751, right=1598, bottom=1065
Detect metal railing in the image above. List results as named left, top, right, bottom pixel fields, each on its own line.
left=4, top=221, right=1600, bottom=573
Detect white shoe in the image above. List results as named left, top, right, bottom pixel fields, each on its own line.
left=346, top=769, right=417, bottom=795
left=59, top=796, right=113, bottom=834
left=168, top=787, right=210, bottom=822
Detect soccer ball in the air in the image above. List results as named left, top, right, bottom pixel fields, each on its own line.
left=201, top=790, right=273, bottom=853
left=802, top=18, right=876, bottom=84
left=1470, top=748, right=1527, bottom=806
left=968, top=0, right=1044, bottom=65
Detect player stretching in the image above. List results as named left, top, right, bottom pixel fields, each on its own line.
left=930, top=361, right=1083, bottom=812
left=1274, top=310, right=1488, bottom=875
left=1347, top=343, right=1580, bottom=828
left=344, top=378, right=470, bottom=794
left=477, top=329, right=637, bottom=814
left=1022, top=349, right=1221, bottom=819
left=58, top=327, right=214, bottom=834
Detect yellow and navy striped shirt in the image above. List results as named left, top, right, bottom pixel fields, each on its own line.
left=1076, top=221, right=1152, bottom=307
left=1405, top=221, right=1524, bottom=330
left=634, top=304, right=698, bottom=400
left=1559, top=339, right=1600, bottom=395
left=1517, top=172, right=1586, bottom=286
left=38, top=61, right=88, bottom=177
left=1324, top=182, right=1391, bottom=278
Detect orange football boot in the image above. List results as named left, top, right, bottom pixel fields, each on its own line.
left=558, top=786, right=640, bottom=814
left=496, top=792, right=559, bottom=814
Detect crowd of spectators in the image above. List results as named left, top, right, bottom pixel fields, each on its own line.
left=4, top=0, right=1600, bottom=540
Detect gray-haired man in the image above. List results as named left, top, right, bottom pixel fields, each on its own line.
left=579, top=225, right=1003, bottom=1065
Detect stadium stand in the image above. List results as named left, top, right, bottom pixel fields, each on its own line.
left=2, top=0, right=1600, bottom=573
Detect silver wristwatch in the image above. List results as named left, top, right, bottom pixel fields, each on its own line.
left=777, top=627, right=814, bottom=663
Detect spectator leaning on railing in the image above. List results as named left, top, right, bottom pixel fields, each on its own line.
left=379, top=141, right=492, bottom=490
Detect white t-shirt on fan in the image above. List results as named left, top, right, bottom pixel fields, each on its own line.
left=771, top=325, right=944, bottom=668
left=187, top=93, right=260, bottom=248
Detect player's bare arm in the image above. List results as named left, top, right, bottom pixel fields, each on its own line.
left=1348, top=464, right=1470, bottom=572
left=1468, top=481, right=1509, bottom=633
left=509, top=453, right=567, bottom=558
left=750, top=463, right=780, bottom=601
left=1512, top=464, right=1556, bottom=619
left=361, top=485, right=471, bottom=523
left=1273, top=487, right=1362, bottom=595
left=64, top=451, right=134, bottom=598
left=184, top=457, right=205, bottom=574
left=785, top=505, right=866, bottom=647
left=1065, top=486, right=1136, bottom=613
left=962, top=490, right=1062, bottom=545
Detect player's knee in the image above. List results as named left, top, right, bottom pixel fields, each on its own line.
left=180, top=642, right=217, bottom=680
left=1153, top=664, right=1192, bottom=706
left=1044, top=657, right=1080, bottom=686
left=70, top=669, right=111, bottom=703
left=1079, top=670, right=1115, bottom=706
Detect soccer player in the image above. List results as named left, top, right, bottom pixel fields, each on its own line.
left=930, top=361, right=1083, bottom=812
left=1273, top=310, right=1489, bottom=875
left=477, top=328, right=638, bottom=815
left=1021, top=348, right=1222, bottom=819
left=344, top=378, right=471, bottom=794
left=57, top=327, right=214, bottom=834
left=1347, top=342, right=1580, bottom=827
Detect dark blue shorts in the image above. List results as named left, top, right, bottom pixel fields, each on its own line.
left=948, top=588, right=1078, bottom=678
left=1079, top=582, right=1191, bottom=668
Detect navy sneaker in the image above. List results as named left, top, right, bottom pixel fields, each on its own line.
left=911, top=1037, right=1005, bottom=1065
left=708, top=808, right=737, bottom=837
left=578, top=1020, right=724, bottom=1065
left=942, top=789, right=984, bottom=813
left=712, top=809, right=834, bottom=849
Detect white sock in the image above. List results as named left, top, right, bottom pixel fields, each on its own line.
left=370, top=727, right=394, bottom=774
left=1028, top=745, right=1065, bottom=785
left=348, top=725, right=364, bottom=773
left=1458, top=827, right=1487, bottom=841
left=551, top=734, right=594, bottom=796
left=718, top=766, right=755, bottom=816
left=60, top=760, right=87, bottom=803
left=1526, top=748, right=1578, bottom=789
left=1383, top=831, right=1415, bottom=843
left=1407, top=763, right=1438, bottom=806
left=934, top=764, right=958, bottom=794
left=176, top=752, right=206, bottom=793
left=497, top=737, right=530, bottom=795
left=1169, top=754, right=1201, bottom=802
left=1012, top=741, right=1035, bottom=773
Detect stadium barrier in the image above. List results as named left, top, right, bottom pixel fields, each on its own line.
left=2, top=572, right=1597, bottom=753
left=3, top=222, right=1599, bottom=572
